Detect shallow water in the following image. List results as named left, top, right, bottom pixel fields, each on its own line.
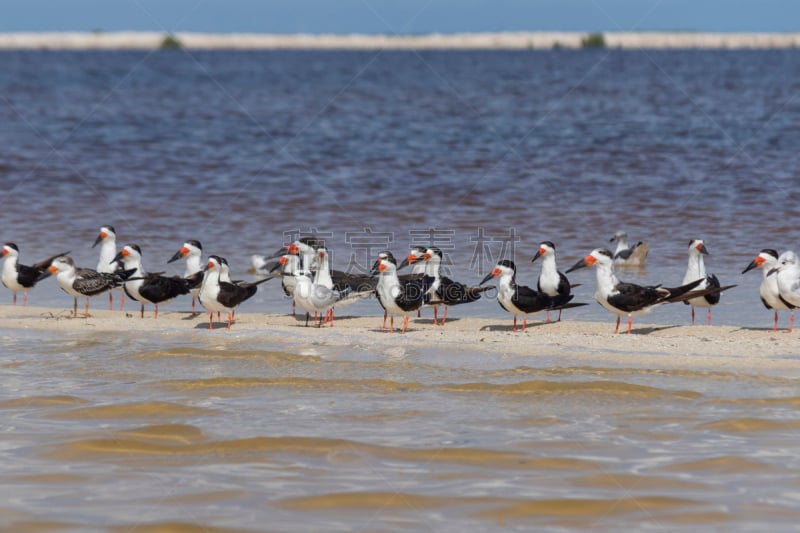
left=2, top=329, right=800, bottom=531
left=1, top=49, right=800, bottom=531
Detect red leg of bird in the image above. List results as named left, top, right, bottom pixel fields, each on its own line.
left=522, top=317, right=527, bottom=331
left=691, top=306, right=695, bottom=326
left=390, top=316, right=394, bottom=333
left=217, top=312, right=220, bottom=321
left=292, top=300, right=296, bottom=316
left=441, top=307, right=448, bottom=325
left=382, top=310, right=387, bottom=330
left=789, top=312, right=794, bottom=333
left=707, top=308, right=712, bottom=326
left=330, top=307, right=335, bottom=327
left=627, top=315, right=633, bottom=334
left=557, top=309, right=563, bottom=322
left=192, top=297, right=196, bottom=315
left=614, top=316, right=620, bottom=334
left=155, top=305, right=159, bottom=319
left=120, top=292, right=125, bottom=311
left=545, top=310, right=551, bottom=323
left=773, top=311, right=778, bottom=332
left=227, top=312, right=232, bottom=330
left=140, top=304, right=144, bottom=319
left=208, top=312, right=213, bottom=330
left=402, top=316, right=409, bottom=333
left=23, top=293, right=27, bottom=306
left=84, top=299, right=90, bottom=318
left=433, top=306, right=438, bottom=325
left=73, top=297, right=77, bottom=318
left=513, top=315, right=517, bottom=332
left=13, top=293, right=16, bottom=306
left=108, top=292, right=113, bottom=311
left=417, top=309, right=421, bottom=318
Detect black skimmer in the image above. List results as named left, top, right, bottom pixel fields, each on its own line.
left=531, top=241, right=579, bottom=322
left=742, top=249, right=796, bottom=332
left=198, top=255, right=272, bottom=329
left=167, top=240, right=204, bottom=314
left=45, top=256, right=133, bottom=318
left=681, top=239, right=732, bottom=325
left=479, top=259, right=584, bottom=331
left=372, top=254, right=434, bottom=333
left=610, top=231, right=649, bottom=267
left=92, top=225, right=124, bottom=310
left=398, top=246, right=429, bottom=317
left=112, top=244, right=190, bottom=318
left=771, top=251, right=800, bottom=333
left=565, top=248, right=730, bottom=334
left=1, top=243, right=69, bottom=306
left=419, top=246, right=490, bottom=325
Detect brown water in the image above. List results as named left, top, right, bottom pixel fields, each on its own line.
left=1, top=329, right=799, bottom=531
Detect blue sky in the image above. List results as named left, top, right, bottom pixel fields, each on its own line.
left=0, top=0, right=798, bottom=33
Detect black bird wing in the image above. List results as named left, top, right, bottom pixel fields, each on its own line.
left=701, top=274, right=722, bottom=305
left=217, top=276, right=274, bottom=308
left=331, top=270, right=377, bottom=294
left=435, top=276, right=491, bottom=306
left=31, top=251, right=71, bottom=272
left=72, top=268, right=118, bottom=296
left=513, top=284, right=555, bottom=314
left=614, top=248, right=633, bottom=261
left=138, top=274, right=190, bottom=304
left=184, top=271, right=204, bottom=290
left=607, top=282, right=668, bottom=312
left=16, top=250, right=71, bottom=287
left=217, top=282, right=257, bottom=308
left=395, top=275, right=434, bottom=312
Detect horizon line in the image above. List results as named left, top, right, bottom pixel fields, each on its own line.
left=1, top=31, right=800, bottom=50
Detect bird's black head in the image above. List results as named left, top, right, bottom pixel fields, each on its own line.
left=4, top=242, right=19, bottom=252
left=497, top=259, right=516, bottom=273
left=761, top=249, right=779, bottom=259
left=186, top=240, right=202, bottom=250
left=540, top=240, right=556, bottom=249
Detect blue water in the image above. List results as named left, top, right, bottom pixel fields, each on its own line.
left=1, top=50, right=799, bottom=323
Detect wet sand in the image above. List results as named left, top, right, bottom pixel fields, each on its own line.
left=2, top=304, right=795, bottom=374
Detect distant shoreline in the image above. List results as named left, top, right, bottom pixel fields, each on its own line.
left=1, top=31, right=800, bottom=50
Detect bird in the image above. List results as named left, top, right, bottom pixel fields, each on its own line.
left=565, top=248, right=731, bottom=334
left=419, top=246, right=491, bottom=325
left=92, top=225, right=124, bottom=311
left=268, top=251, right=302, bottom=315
left=291, top=269, right=351, bottom=328
left=1, top=243, right=70, bottom=306
left=314, top=247, right=376, bottom=306
left=609, top=230, right=649, bottom=267
left=479, top=259, right=585, bottom=331
left=167, top=239, right=204, bottom=314
left=372, top=253, right=434, bottom=333
left=531, top=241, right=579, bottom=322
left=397, top=246, right=429, bottom=317
left=771, top=251, right=800, bottom=333
left=742, top=249, right=796, bottom=332
left=197, top=255, right=272, bottom=329
left=681, top=239, right=730, bottom=326
left=45, top=256, right=133, bottom=318
left=112, top=244, right=190, bottom=318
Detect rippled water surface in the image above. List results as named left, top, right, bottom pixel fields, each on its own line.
left=1, top=50, right=800, bottom=531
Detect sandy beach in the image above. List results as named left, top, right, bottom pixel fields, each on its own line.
left=2, top=31, right=800, bottom=49
left=3, top=304, right=795, bottom=374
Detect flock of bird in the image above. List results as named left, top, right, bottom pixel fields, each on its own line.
left=3, top=226, right=800, bottom=334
